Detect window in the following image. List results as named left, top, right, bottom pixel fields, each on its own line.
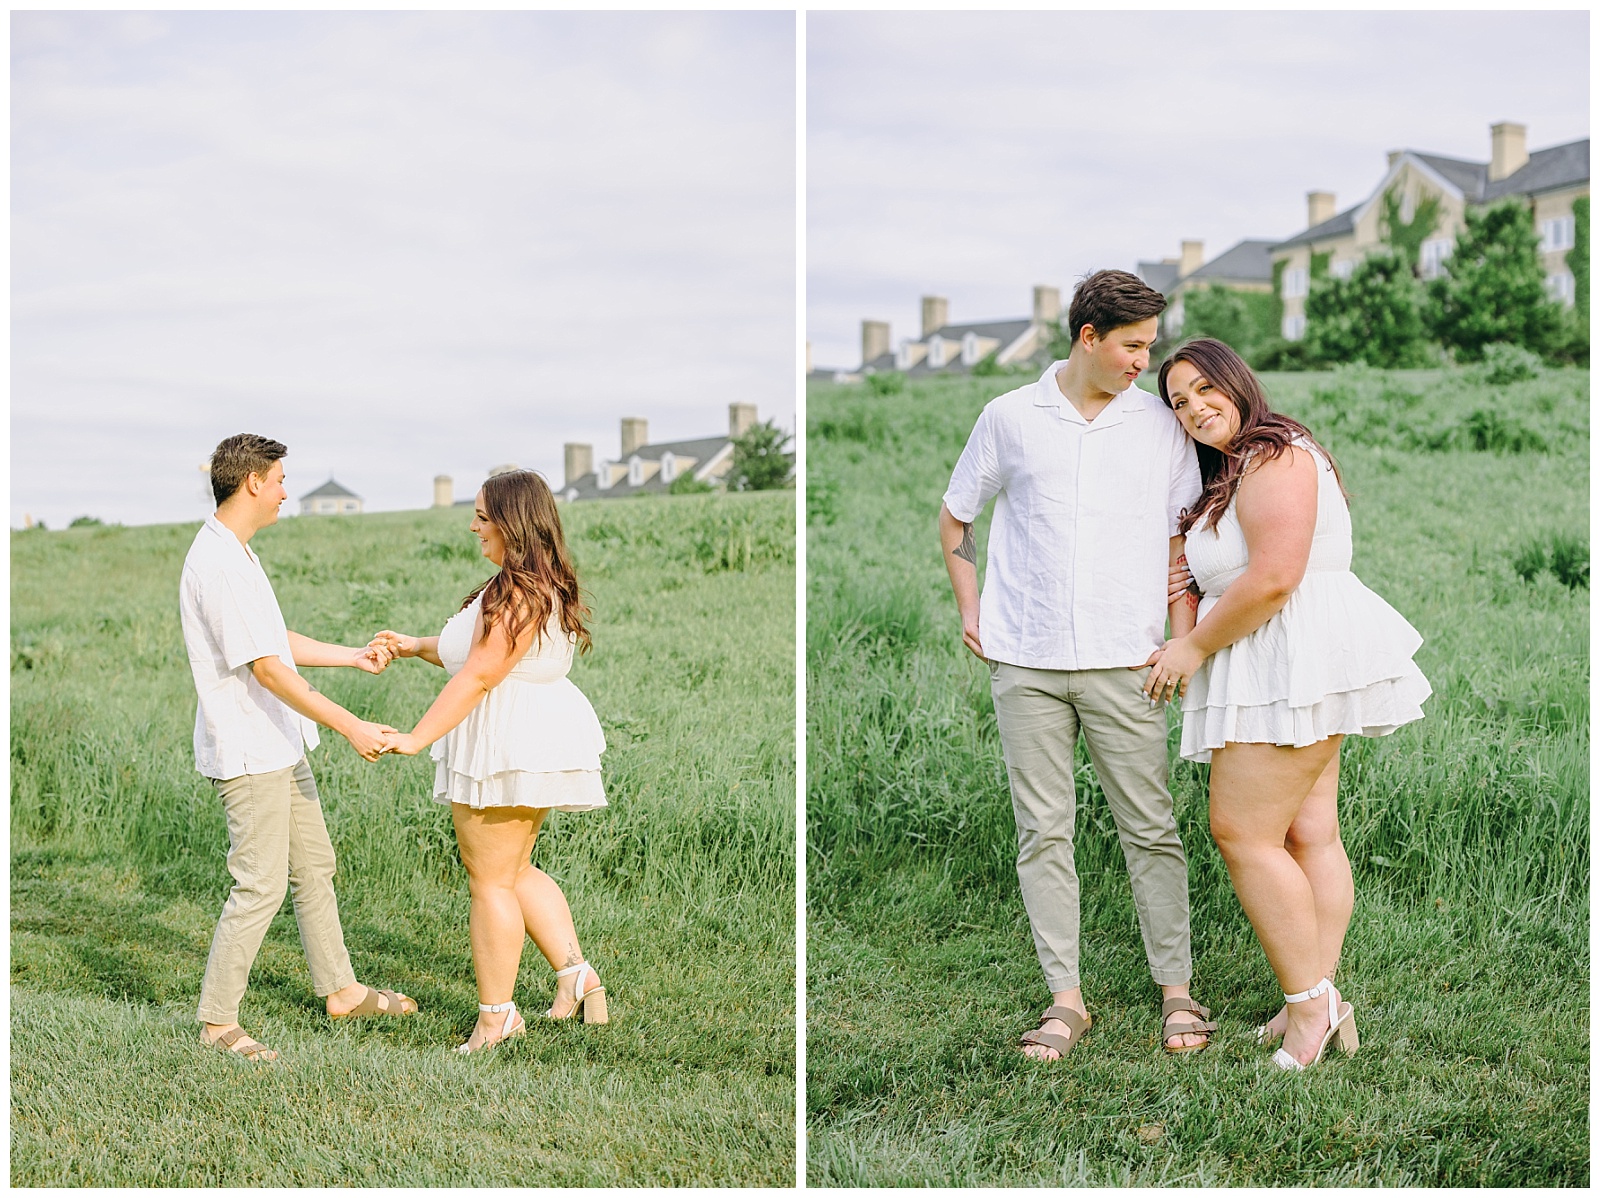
left=1420, top=237, right=1454, bottom=280
left=1541, top=216, right=1575, bottom=253
left=961, top=332, right=980, bottom=366
left=927, top=337, right=947, bottom=369
left=1330, top=259, right=1354, bottom=280
left=660, top=454, right=676, bottom=483
left=628, top=457, right=643, bottom=487
left=1282, top=314, right=1306, bottom=341
left=1281, top=267, right=1309, bottom=299
left=895, top=340, right=912, bottom=370
left=341, top=500, right=357, bottom=513
left=1546, top=272, right=1574, bottom=303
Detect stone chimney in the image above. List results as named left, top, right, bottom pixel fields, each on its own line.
left=1307, top=191, right=1336, bottom=228
left=1490, top=121, right=1528, bottom=182
left=729, top=403, right=757, bottom=438
left=564, top=443, right=593, bottom=487
left=862, top=319, right=890, bottom=365
left=1386, top=150, right=1402, bottom=169
left=620, top=418, right=648, bottom=457
left=432, top=474, right=452, bottom=508
left=921, top=295, right=949, bottom=339
left=1178, top=240, right=1204, bottom=279
left=1032, top=285, right=1061, bottom=327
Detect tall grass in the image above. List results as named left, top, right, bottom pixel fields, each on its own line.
left=11, top=491, right=795, bottom=1186
left=806, top=367, right=1588, bottom=1186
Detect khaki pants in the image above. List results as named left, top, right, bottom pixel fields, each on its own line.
left=990, top=661, right=1192, bottom=994
left=196, top=757, right=355, bottom=1024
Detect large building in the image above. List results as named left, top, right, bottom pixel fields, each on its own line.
left=1136, top=238, right=1279, bottom=338
left=856, top=285, right=1062, bottom=376
left=1271, top=122, right=1589, bottom=340
left=559, top=404, right=759, bottom=501
left=299, top=479, right=362, bottom=516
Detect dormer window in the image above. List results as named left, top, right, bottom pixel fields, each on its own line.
left=961, top=332, right=980, bottom=365
left=895, top=340, right=913, bottom=370
left=661, top=454, right=677, bottom=483
left=928, top=337, right=947, bottom=368
left=628, top=456, right=644, bottom=487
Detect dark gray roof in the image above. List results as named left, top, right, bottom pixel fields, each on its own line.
left=300, top=479, right=358, bottom=500
left=859, top=317, right=1035, bottom=374
left=560, top=435, right=733, bottom=500
left=1270, top=203, right=1360, bottom=252
left=1137, top=260, right=1180, bottom=293
left=1183, top=239, right=1276, bottom=284
left=1484, top=138, right=1590, bottom=201
left=1413, top=152, right=1488, bottom=199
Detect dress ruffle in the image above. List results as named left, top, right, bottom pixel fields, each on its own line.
left=428, top=597, right=608, bottom=812
left=1178, top=440, right=1430, bottom=763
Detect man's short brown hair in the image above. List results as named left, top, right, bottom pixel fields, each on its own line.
left=1067, top=269, right=1167, bottom=345
left=210, top=434, right=287, bottom=506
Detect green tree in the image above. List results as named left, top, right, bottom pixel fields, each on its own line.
left=668, top=472, right=713, bottom=496
left=1426, top=199, right=1565, bottom=361
left=1178, top=285, right=1279, bottom=363
left=1379, top=187, right=1442, bottom=273
left=728, top=419, right=794, bottom=491
left=1306, top=249, right=1432, bottom=368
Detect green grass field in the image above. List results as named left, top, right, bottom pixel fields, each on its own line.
left=806, top=365, right=1589, bottom=1186
left=11, top=490, right=795, bottom=1186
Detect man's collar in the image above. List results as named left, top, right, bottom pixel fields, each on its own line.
left=1034, top=361, right=1152, bottom=418
left=205, top=512, right=257, bottom=560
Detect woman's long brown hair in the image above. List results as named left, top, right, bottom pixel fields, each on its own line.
left=1156, top=338, right=1344, bottom=534
left=460, top=470, right=592, bottom=654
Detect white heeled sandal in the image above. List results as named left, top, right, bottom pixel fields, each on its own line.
left=456, top=999, right=525, bottom=1055
left=546, top=962, right=608, bottom=1024
left=1271, top=978, right=1357, bottom=1071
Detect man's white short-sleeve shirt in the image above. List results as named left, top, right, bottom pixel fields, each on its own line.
left=179, top=515, right=320, bottom=779
left=942, top=360, right=1202, bottom=671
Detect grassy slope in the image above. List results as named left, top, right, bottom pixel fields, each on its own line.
left=806, top=367, right=1589, bottom=1186
left=11, top=491, right=795, bottom=1187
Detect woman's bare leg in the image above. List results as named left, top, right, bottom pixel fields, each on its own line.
left=452, top=804, right=540, bottom=1046
left=513, top=812, right=599, bottom=1015
left=1260, top=747, right=1350, bottom=1042
left=1209, top=736, right=1345, bottom=1065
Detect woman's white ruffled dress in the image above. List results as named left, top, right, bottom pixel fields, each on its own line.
left=1179, top=440, right=1431, bottom=763
left=430, top=595, right=607, bottom=811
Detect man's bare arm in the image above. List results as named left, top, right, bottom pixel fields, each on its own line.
left=938, top=503, right=985, bottom=660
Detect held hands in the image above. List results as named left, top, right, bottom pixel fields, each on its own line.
left=1136, top=637, right=1207, bottom=705
left=368, top=630, right=418, bottom=660
left=352, top=642, right=394, bottom=674
left=344, top=719, right=399, bottom=762
left=378, top=731, right=424, bottom=756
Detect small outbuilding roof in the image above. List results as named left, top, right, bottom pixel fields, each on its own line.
left=300, top=479, right=359, bottom=500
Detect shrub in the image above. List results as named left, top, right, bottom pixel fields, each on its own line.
left=1513, top=532, right=1589, bottom=589
left=1306, top=249, right=1433, bottom=368
left=1477, top=342, right=1543, bottom=385
left=1426, top=199, right=1566, bottom=361
left=668, top=472, right=714, bottom=496
left=969, top=351, right=1004, bottom=377
left=728, top=420, right=794, bottom=491
left=864, top=371, right=905, bottom=396
left=68, top=516, right=103, bottom=528
left=1459, top=408, right=1547, bottom=454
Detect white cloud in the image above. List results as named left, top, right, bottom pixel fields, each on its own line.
left=13, top=11, right=796, bottom=528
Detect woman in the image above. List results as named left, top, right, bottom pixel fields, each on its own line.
left=1144, top=339, right=1429, bottom=1071
left=373, top=470, right=609, bottom=1054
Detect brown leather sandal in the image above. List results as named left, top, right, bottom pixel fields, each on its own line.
left=1161, top=996, right=1218, bottom=1054
left=206, top=1026, right=277, bottom=1062
left=1019, top=1004, right=1091, bottom=1060
left=331, top=985, right=418, bottom=1019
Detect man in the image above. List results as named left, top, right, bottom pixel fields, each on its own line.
left=938, top=269, right=1213, bottom=1059
left=180, top=433, right=417, bottom=1062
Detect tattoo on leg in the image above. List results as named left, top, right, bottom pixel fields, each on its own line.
left=562, top=946, right=582, bottom=969
left=953, top=522, right=977, bottom=566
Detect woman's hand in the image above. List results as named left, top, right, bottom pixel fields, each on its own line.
left=1139, top=636, right=1207, bottom=704
left=1167, top=555, right=1195, bottom=605
left=370, top=630, right=419, bottom=659
left=379, top=731, right=424, bottom=756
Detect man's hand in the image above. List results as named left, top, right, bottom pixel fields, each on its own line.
left=960, top=608, right=985, bottom=660
left=1137, top=636, right=1207, bottom=703
left=379, top=731, right=424, bottom=757
left=344, top=719, right=398, bottom=762
left=352, top=643, right=394, bottom=675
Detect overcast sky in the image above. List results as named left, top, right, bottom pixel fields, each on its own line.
left=13, top=11, right=795, bottom=528
left=808, top=10, right=1589, bottom=370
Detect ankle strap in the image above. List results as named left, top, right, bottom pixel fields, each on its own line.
left=554, top=962, right=590, bottom=978
left=479, top=1000, right=516, bottom=1014
left=1282, top=978, right=1332, bottom=1004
